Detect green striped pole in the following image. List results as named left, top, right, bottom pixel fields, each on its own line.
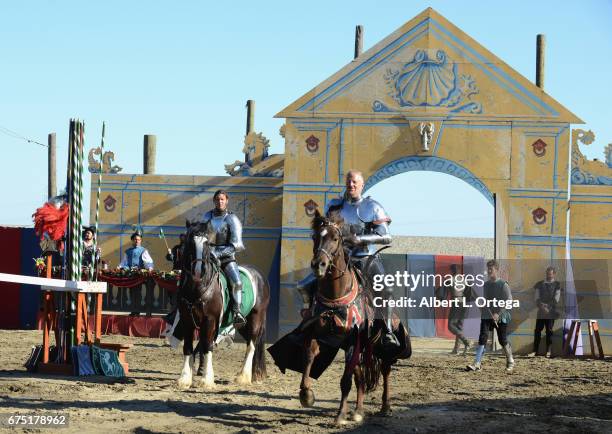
left=91, top=122, right=105, bottom=281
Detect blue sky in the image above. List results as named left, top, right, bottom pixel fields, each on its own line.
left=1, top=1, right=610, bottom=238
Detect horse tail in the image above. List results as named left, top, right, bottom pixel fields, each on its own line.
left=251, top=318, right=267, bottom=382
left=364, top=351, right=381, bottom=393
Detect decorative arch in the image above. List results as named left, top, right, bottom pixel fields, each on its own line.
left=364, top=155, right=494, bottom=205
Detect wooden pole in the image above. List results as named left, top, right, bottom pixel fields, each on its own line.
left=354, top=25, right=363, bottom=59
left=536, top=34, right=545, bottom=89
left=143, top=135, right=156, bottom=174
left=246, top=100, right=255, bottom=136
left=48, top=133, right=56, bottom=199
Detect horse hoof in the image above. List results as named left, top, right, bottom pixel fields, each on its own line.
left=234, top=374, right=252, bottom=386
left=299, top=388, right=315, bottom=407
left=352, top=411, right=364, bottom=423
left=379, top=405, right=392, bottom=416
left=198, top=377, right=216, bottom=389
left=335, top=414, right=349, bottom=426
left=177, top=378, right=192, bottom=390
left=196, top=368, right=204, bottom=376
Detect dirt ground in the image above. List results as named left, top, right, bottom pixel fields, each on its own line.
left=0, top=330, right=610, bottom=433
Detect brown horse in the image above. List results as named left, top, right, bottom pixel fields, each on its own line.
left=301, top=210, right=410, bottom=425
left=176, top=221, right=270, bottom=389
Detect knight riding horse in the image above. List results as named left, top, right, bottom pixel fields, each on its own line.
left=202, top=190, right=247, bottom=327
left=269, top=170, right=411, bottom=425
left=297, top=170, right=399, bottom=349
left=175, top=219, right=270, bottom=389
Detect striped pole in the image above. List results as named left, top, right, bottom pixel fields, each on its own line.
left=91, top=122, right=105, bottom=281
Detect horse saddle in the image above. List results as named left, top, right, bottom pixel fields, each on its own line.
left=217, top=266, right=257, bottom=332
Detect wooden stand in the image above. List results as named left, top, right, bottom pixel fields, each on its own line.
left=563, top=319, right=605, bottom=359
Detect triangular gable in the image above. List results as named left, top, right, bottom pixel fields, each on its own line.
left=276, top=8, right=582, bottom=123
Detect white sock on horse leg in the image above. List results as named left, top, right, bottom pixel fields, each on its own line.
left=236, top=340, right=255, bottom=384
left=200, top=352, right=215, bottom=388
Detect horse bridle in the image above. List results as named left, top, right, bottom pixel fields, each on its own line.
left=315, top=222, right=349, bottom=277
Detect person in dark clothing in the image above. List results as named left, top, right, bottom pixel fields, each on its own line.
left=467, top=260, right=514, bottom=373
left=529, top=266, right=561, bottom=357
left=165, top=233, right=185, bottom=270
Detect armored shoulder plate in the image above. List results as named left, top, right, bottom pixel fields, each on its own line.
left=324, top=197, right=344, bottom=215
left=226, top=212, right=245, bottom=252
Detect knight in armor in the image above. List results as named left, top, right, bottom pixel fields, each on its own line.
left=202, top=190, right=246, bottom=327
left=119, top=230, right=154, bottom=316
left=297, top=170, right=398, bottom=348
left=528, top=266, right=561, bottom=357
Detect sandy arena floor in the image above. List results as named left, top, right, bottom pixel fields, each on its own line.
left=0, top=330, right=610, bottom=433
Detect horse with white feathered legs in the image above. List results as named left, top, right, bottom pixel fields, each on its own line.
left=175, top=220, right=269, bottom=389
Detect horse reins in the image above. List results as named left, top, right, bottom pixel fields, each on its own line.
left=316, top=223, right=349, bottom=277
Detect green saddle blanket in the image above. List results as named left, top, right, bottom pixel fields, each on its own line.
left=218, top=267, right=256, bottom=334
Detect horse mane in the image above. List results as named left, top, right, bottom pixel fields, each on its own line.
left=311, top=210, right=344, bottom=231
left=182, top=222, right=216, bottom=288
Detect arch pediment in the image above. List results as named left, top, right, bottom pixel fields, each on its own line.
left=277, top=8, right=582, bottom=123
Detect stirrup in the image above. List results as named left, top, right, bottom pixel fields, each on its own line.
left=382, top=330, right=399, bottom=348
left=233, top=311, right=246, bottom=326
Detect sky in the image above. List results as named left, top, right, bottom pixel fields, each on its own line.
left=1, top=1, right=611, bottom=238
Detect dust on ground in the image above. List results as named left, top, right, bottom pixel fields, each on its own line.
left=0, top=330, right=610, bottom=433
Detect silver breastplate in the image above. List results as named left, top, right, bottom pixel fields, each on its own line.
left=327, top=196, right=390, bottom=257
left=338, top=200, right=367, bottom=236
left=205, top=211, right=231, bottom=246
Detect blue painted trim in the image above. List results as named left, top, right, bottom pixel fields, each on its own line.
left=509, top=188, right=567, bottom=192
left=138, top=191, right=142, bottom=227
left=283, top=189, right=328, bottom=195
left=297, top=18, right=559, bottom=117
left=511, top=243, right=612, bottom=250
left=570, top=193, right=612, bottom=198
left=509, top=235, right=565, bottom=243
left=570, top=238, right=612, bottom=245
left=100, top=224, right=280, bottom=234
left=100, top=188, right=280, bottom=196
left=283, top=182, right=344, bottom=188
left=570, top=200, right=612, bottom=205
left=430, top=20, right=558, bottom=116
left=509, top=195, right=567, bottom=199
left=339, top=120, right=345, bottom=183
left=300, top=21, right=429, bottom=111
left=100, top=181, right=282, bottom=191
left=364, top=155, right=494, bottom=205
left=325, top=129, right=330, bottom=183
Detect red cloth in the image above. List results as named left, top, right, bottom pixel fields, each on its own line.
left=152, top=275, right=179, bottom=293
left=32, top=202, right=69, bottom=251
left=99, top=314, right=167, bottom=337
left=36, top=312, right=168, bottom=338
left=434, top=255, right=463, bottom=339
left=0, top=227, right=22, bottom=328
left=98, top=273, right=149, bottom=288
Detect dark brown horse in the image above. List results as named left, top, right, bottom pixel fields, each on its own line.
left=301, top=210, right=410, bottom=424
left=176, top=221, right=270, bottom=389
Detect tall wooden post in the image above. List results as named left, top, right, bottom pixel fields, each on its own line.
left=48, top=133, right=56, bottom=199
left=143, top=135, right=156, bottom=174
left=246, top=100, right=255, bottom=136
left=354, top=25, right=363, bottom=59
left=536, top=34, right=545, bottom=89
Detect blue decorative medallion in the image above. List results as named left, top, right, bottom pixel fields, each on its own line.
left=373, top=49, right=483, bottom=114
